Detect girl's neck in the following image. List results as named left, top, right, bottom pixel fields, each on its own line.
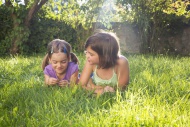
left=97, top=64, right=114, bottom=70
left=56, top=72, right=66, bottom=80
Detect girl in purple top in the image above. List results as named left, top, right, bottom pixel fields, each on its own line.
left=42, top=39, right=79, bottom=87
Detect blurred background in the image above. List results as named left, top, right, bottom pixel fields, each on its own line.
left=0, top=0, right=190, bottom=56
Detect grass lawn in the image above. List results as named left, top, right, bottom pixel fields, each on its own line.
left=0, top=53, right=189, bottom=126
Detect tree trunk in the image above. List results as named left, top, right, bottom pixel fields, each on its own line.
left=24, top=0, right=48, bottom=27
left=5, top=0, right=19, bottom=54
left=8, top=0, right=48, bottom=54
left=9, top=13, right=19, bottom=54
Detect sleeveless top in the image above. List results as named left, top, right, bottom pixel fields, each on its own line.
left=92, top=66, right=118, bottom=86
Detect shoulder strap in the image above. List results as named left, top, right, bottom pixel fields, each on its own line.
left=94, top=65, right=98, bottom=72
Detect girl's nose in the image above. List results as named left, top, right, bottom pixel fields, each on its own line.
left=86, top=53, right=90, bottom=58
left=58, top=62, right=61, bottom=67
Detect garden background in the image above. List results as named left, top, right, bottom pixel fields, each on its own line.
left=0, top=0, right=190, bottom=126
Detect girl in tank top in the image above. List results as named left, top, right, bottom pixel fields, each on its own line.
left=79, top=31, right=130, bottom=95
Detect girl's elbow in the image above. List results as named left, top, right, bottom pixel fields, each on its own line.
left=120, top=85, right=126, bottom=91
left=118, top=82, right=128, bottom=90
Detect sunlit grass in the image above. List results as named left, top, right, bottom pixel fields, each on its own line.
left=0, top=53, right=189, bottom=126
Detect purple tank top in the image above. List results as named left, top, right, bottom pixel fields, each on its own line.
left=44, top=62, right=78, bottom=81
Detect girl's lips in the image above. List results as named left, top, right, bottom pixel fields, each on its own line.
left=57, top=68, right=64, bottom=71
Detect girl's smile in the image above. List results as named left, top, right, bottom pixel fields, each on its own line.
left=49, top=52, right=69, bottom=75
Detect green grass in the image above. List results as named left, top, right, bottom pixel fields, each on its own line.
left=0, top=53, right=189, bottom=127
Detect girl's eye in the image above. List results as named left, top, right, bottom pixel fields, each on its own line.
left=84, top=51, right=87, bottom=54
left=61, top=60, right=67, bottom=64
left=53, top=61, right=57, bottom=64
left=84, top=51, right=94, bottom=56
left=89, top=53, right=94, bottom=56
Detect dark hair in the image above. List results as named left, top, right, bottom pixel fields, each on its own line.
left=85, top=32, right=120, bottom=69
left=42, top=39, right=79, bottom=70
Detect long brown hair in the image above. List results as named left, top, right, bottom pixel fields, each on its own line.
left=85, top=32, right=120, bottom=69
left=42, top=39, right=79, bottom=70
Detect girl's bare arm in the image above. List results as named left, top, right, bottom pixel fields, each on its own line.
left=117, top=56, right=130, bottom=90
left=79, top=61, right=93, bottom=88
left=79, top=63, right=106, bottom=95
left=69, top=70, right=79, bottom=87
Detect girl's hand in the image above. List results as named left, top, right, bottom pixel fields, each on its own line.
left=48, top=77, right=59, bottom=86
left=103, top=86, right=115, bottom=93
left=58, top=80, right=69, bottom=87
left=95, top=86, right=115, bottom=96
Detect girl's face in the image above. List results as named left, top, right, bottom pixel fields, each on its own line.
left=85, top=46, right=99, bottom=65
left=49, top=52, right=69, bottom=75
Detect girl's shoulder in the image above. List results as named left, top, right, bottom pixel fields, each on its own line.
left=44, top=64, right=52, bottom=70
left=114, top=55, right=129, bottom=73
left=115, top=55, right=129, bottom=75
left=68, top=62, right=79, bottom=70
left=69, top=62, right=78, bottom=66
left=118, top=55, right=129, bottom=65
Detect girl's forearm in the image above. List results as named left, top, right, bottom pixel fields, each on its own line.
left=45, top=77, right=50, bottom=85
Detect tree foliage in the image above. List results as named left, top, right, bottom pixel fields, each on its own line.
left=116, top=0, right=190, bottom=53
left=0, top=0, right=48, bottom=55
left=0, top=0, right=108, bottom=54
left=164, top=0, right=190, bottom=21
left=0, top=0, right=190, bottom=55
